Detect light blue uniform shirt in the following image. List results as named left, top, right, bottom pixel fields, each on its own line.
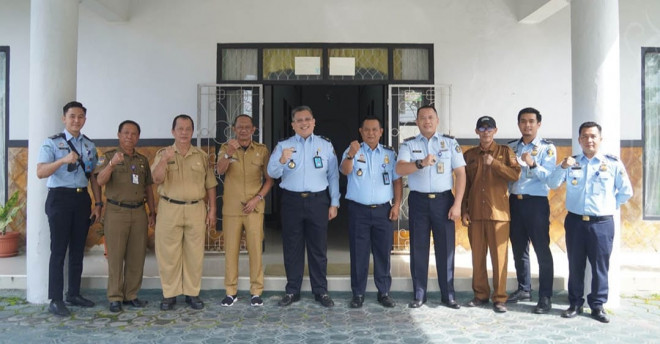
left=37, top=129, right=99, bottom=188
left=508, top=137, right=557, bottom=197
left=267, top=133, right=340, bottom=207
left=547, top=153, right=633, bottom=216
left=343, top=143, right=400, bottom=205
left=397, top=133, right=466, bottom=193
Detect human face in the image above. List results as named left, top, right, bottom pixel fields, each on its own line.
left=518, top=113, right=541, bottom=141
left=578, top=126, right=602, bottom=158
left=118, top=123, right=140, bottom=153
left=233, top=116, right=255, bottom=142
left=291, top=110, right=315, bottom=139
left=475, top=126, right=497, bottom=148
left=171, top=117, right=194, bottom=144
left=359, top=119, right=383, bottom=148
left=62, top=107, right=86, bottom=137
left=416, top=108, right=438, bottom=138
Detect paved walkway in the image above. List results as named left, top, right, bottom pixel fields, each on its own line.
left=0, top=289, right=658, bottom=344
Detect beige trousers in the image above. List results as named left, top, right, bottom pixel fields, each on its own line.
left=468, top=220, right=510, bottom=303
left=223, top=213, right=264, bottom=296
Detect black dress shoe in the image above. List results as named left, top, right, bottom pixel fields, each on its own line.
left=533, top=296, right=552, bottom=314
left=466, top=298, right=489, bottom=307
left=160, top=297, right=176, bottom=311
left=561, top=305, right=584, bottom=318
left=278, top=293, right=301, bottom=307
left=49, top=300, right=71, bottom=317
left=350, top=295, right=364, bottom=308
left=109, top=301, right=123, bottom=313
left=377, top=293, right=396, bottom=308
left=65, top=295, right=95, bottom=307
left=314, top=293, right=335, bottom=308
left=123, top=298, right=147, bottom=308
left=442, top=299, right=461, bottom=309
left=408, top=299, right=425, bottom=308
left=185, top=295, right=204, bottom=310
left=506, top=289, right=532, bottom=303
left=591, top=307, right=610, bottom=323
left=493, top=302, right=507, bottom=313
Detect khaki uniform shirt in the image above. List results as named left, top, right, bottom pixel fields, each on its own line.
left=462, top=142, right=521, bottom=221
left=94, top=147, right=153, bottom=202
left=218, top=141, right=269, bottom=216
left=153, top=144, right=218, bottom=201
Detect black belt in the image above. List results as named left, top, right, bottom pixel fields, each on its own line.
left=511, top=194, right=546, bottom=200
left=161, top=196, right=200, bottom=205
left=568, top=212, right=613, bottom=222
left=283, top=190, right=326, bottom=198
left=411, top=190, right=451, bottom=199
left=107, top=199, right=145, bottom=209
left=49, top=187, right=86, bottom=193
left=349, top=200, right=389, bottom=208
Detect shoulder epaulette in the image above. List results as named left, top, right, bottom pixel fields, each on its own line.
left=442, top=134, right=454, bottom=139
left=382, top=145, right=394, bottom=151
left=605, top=154, right=619, bottom=161
left=541, top=139, right=553, bottom=145
left=404, top=136, right=415, bottom=142
left=82, top=134, right=93, bottom=142
left=49, top=133, right=65, bottom=140
left=507, top=139, right=518, bottom=144
left=318, top=135, right=332, bottom=143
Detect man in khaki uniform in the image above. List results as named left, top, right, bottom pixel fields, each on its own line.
left=216, top=114, right=273, bottom=307
left=95, top=120, right=156, bottom=313
left=151, top=114, right=218, bottom=311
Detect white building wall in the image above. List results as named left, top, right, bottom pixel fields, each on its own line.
left=2, top=0, right=659, bottom=141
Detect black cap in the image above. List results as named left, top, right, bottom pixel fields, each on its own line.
left=476, top=116, right=496, bottom=129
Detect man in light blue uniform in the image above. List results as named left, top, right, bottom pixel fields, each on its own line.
left=506, top=107, right=556, bottom=314
left=396, top=105, right=466, bottom=309
left=341, top=116, right=403, bottom=308
left=267, top=105, right=340, bottom=308
left=37, top=101, right=103, bottom=317
left=547, top=121, right=632, bottom=323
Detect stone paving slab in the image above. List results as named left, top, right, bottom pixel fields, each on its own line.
left=0, top=289, right=658, bottom=344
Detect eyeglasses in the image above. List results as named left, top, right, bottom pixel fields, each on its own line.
left=477, top=127, right=495, bottom=132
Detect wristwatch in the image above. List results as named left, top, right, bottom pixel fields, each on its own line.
left=346, top=154, right=354, bottom=160
left=529, top=161, right=537, bottom=169
left=95, top=202, right=104, bottom=207
left=415, top=159, right=424, bottom=169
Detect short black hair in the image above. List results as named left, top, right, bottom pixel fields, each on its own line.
left=63, top=101, right=86, bottom=116
left=172, top=114, right=194, bottom=131
left=416, top=105, right=437, bottom=118
left=118, top=120, right=141, bottom=134
left=578, top=121, right=602, bottom=136
left=361, top=116, right=382, bottom=128
left=517, top=107, right=542, bottom=122
left=291, top=105, right=313, bottom=121
left=233, top=114, right=254, bottom=126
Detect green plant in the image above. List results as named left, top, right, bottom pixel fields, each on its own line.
left=0, top=191, right=24, bottom=235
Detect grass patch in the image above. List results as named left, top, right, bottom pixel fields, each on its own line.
left=0, top=296, right=28, bottom=306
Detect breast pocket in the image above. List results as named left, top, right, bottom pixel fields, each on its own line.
left=593, top=173, right=612, bottom=194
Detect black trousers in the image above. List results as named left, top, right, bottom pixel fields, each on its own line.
left=408, top=190, right=456, bottom=302
left=348, top=200, right=393, bottom=296
left=280, top=189, right=330, bottom=295
left=509, top=195, right=554, bottom=298
left=45, top=188, right=91, bottom=301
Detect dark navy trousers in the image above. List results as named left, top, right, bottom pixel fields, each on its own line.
left=280, top=189, right=329, bottom=295
left=408, top=191, right=456, bottom=302
left=509, top=195, right=554, bottom=298
left=348, top=200, right=393, bottom=297
left=45, top=188, right=92, bottom=301
left=564, top=212, right=614, bottom=308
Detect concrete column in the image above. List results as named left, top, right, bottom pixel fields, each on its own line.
left=27, top=0, right=80, bottom=304
left=570, top=0, right=621, bottom=307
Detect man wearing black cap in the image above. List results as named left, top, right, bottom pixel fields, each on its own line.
left=461, top=116, right=520, bottom=313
